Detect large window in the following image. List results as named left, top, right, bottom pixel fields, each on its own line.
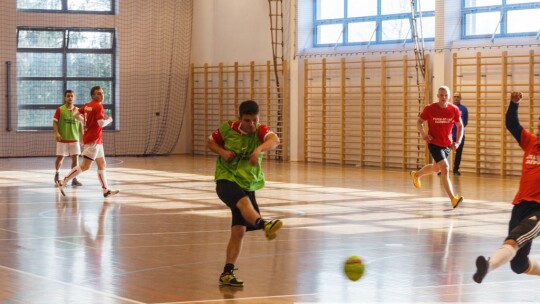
left=463, top=0, right=540, bottom=38
left=17, top=0, right=114, bottom=14
left=314, top=0, right=435, bottom=47
left=17, top=28, right=116, bottom=130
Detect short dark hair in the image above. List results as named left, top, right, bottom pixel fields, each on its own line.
left=90, top=86, right=102, bottom=96
left=64, top=90, right=73, bottom=96
left=239, top=100, right=259, bottom=116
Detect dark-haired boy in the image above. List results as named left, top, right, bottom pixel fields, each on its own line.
left=207, top=100, right=283, bottom=287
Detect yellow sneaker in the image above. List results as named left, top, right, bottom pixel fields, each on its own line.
left=451, top=195, right=463, bottom=209
left=219, top=270, right=244, bottom=287
left=410, top=171, right=421, bottom=189
left=264, top=219, right=283, bottom=240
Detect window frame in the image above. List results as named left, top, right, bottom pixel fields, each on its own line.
left=17, top=0, right=116, bottom=15
left=462, top=1, right=540, bottom=39
left=313, top=0, right=435, bottom=47
left=16, top=26, right=117, bottom=131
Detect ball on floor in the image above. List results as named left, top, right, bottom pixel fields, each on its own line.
left=344, top=255, right=365, bottom=281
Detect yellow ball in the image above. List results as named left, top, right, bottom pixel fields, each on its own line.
left=344, top=255, right=365, bottom=281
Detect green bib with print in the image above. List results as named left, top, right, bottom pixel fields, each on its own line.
left=214, top=121, right=265, bottom=191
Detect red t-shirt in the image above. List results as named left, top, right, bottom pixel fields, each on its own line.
left=513, top=129, right=540, bottom=204
left=211, top=121, right=269, bottom=145
left=420, top=102, right=461, bottom=147
left=79, top=101, right=105, bottom=144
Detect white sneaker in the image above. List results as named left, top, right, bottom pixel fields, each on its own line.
left=103, top=189, right=119, bottom=198
left=56, top=180, right=66, bottom=196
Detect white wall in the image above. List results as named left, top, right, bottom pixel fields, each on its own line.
left=190, top=0, right=273, bottom=65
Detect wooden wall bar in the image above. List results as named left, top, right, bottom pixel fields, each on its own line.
left=303, top=55, right=430, bottom=169
left=190, top=61, right=288, bottom=160
left=190, top=49, right=538, bottom=177
left=453, top=50, right=540, bottom=176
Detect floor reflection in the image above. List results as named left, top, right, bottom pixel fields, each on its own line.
left=0, top=155, right=536, bottom=303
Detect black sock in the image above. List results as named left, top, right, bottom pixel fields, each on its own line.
left=255, top=218, right=265, bottom=229
left=223, top=263, right=235, bottom=274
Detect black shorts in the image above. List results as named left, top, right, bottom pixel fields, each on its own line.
left=428, top=144, right=450, bottom=163
left=216, top=179, right=261, bottom=231
left=506, top=201, right=540, bottom=273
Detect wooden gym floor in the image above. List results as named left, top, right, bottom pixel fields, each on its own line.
left=1, top=155, right=539, bottom=303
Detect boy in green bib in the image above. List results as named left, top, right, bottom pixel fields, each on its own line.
left=207, top=100, right=282, bottom=287
left=53, top=90, right=83, bottom=186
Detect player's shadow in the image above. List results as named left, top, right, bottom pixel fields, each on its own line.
left=218, top=285, right=243, bottom=299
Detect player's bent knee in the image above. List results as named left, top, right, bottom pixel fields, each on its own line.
left=510, top=260, right=528, bottom=274
left=508, top=217, right=540, bottom=247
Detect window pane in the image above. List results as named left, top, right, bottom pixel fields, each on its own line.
left=464, top=0, right=501, bottom=8
left=17, top=109, right=55, bottom=129
left=66, top=82, right=89, bottom=105
left=506, top=0, right=540, bottom=4
left=67, top=80, right=112, bottom=105
left=348, top=22, right=377, bottom=43
left=381, top=0, right=410, bottom=14
left=68, top=0, right=112, bottom=11
left=68, top=31, right=113, bottom=49
left=418, top=0, right=436, bottom=12
left=17, top=0, right=61, bottom=10
left=382, top=18, right=411, bottom=41
left=317, top=24, right=344, bottom=44
left=507, top=8, right=540, bottom=33
left=67, top=81, right=113, bottom=104
left=17, top=81, right=63, bottom=105
left=348, top=0, right=376, bottom=17
left=18, top=30, right=64, bottom=48
left=17, top=53, right=63, bottom=77
left=317, top=0, right=344, bottom=20
left=67, top=54, right=113, bottom=77
left=465, top=12, right=501, bottom=35
left=16, top=27, right=116, bottom=131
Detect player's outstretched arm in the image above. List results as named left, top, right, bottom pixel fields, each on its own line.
left=506, top=91, right=523, bottom=144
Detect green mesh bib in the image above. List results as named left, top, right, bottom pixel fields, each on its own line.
left=57, top=105, right=81, bottom=141
left=214, top=122, right=265, bottom=191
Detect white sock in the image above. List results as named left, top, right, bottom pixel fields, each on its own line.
left=525, top=258, right=540, bottom=275
left=64, top=166, right=82, bottom=184
left=489, top=244, right=517, bottom=271
left=98, top=169, right=109, bottom=191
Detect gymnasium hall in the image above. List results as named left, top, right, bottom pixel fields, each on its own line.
left=1, top=1, right=540, bottom=303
